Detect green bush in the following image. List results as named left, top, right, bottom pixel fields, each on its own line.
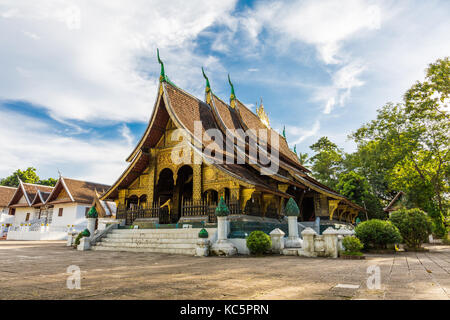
left=74, top=229, right=91, bottom=247
left=74, top=233, right=83, bottom=246
left=246, top=231, right=272, bottom=255
left=355, top=219, right=402, bottom=249
left=389, top=208, right=432, bottom=250
left=342, top=236, right=364, bottom=253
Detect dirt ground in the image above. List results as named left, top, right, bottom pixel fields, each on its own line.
left=0, top=241, right=449, bottom=300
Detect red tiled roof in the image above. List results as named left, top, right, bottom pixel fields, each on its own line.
left=0, top=186, right=16, bottom=207
left=47, top=177, right=110, bottom=204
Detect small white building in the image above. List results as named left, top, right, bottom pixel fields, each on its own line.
left=0, top=186, right=17, bottom=238
left=6, top=177, right=110, bottom=241
left=7, top=180, right=54, bottom=240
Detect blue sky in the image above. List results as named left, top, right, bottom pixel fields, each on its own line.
left=0, top=0, right=449, bottom=184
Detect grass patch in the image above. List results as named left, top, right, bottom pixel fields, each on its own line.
left=340, top=251, right=364, bottom=256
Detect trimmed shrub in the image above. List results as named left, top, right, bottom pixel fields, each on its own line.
left=215, top=197, right=230, bottom=216
left=284, top=198, right=300, bottom=216
left=342, top=236, right=364, bottom=253
left=74, top=229, right=91, bottom=247
left=389, top=208, right=432, bottom=250
left=87, top=206, right=98, bottom=218
left=198, top=228, right=209, bottom=239
left=246, top=231, right=272, bottom=255
left=355, top=219, right=402, bottom=249
left=74, top=233, right=83, bottom=246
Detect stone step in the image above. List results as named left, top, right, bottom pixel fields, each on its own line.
left=90, top=227, right=216, bottom=255
left=105, top=233, right=201, bottom=240
left=96, top=241, right=196, bottom=249
left=91, top=245, right=195, bottom=255
left=100, top=237, right=198, bottom=244
left=110, top=228, right=216, bottom=234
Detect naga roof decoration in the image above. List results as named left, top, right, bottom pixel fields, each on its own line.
left=157, top=48, right=166, bottom=83
left=228, top=74, right=236, bottom=109
left=256, top=98, right=270, bottom=127
left=202, top=67, right=212, bottom=104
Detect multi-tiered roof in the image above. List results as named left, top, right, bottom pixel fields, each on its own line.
left=101, top=52, right=364, bottom=213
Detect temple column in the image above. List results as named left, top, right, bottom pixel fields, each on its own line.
left=240, top=188, right=254, bottom=213
left=118, top=189, right=128, bottom=208
left=193, top=164, right=202, bottom=201
left=262, top=193, right=274, bottom=217
left=147, top=149, right=156, bottom=204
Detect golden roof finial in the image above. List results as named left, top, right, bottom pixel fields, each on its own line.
left=256, top=97, right=270, bottom=127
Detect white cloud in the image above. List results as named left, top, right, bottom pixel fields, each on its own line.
left=0, top=0, right=237, bottom=123
left=0, top=109, right=130, bottom=184
left=22, top=31, right=40, bottom=40
left=120, top=124, right=134, bottom=147
left=324, top=97, right=335, bottom=115
left=286, top=120, right=321, bottom=145
left=238, top=0, right=379, bottom=115
left=242, top=0, right=381, bottom=64
left=314, top=61, right=366, bottom=114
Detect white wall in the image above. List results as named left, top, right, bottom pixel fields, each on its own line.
left=12, top=207, right=34, bottom=225
left=51, top=203, right=89, bottom=230
left=6, top=202, right=90, bottom=240
left=7, top=230, right=67, bottom=240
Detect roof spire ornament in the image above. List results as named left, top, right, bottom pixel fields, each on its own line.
left=202, top=67, right=212, bottom=105
left=293, top=144, right=297, bottom=154
left=228, top=74, right=236, bottom=109
left=256, top=97, right=270, bottom=127
left=282, top=126, right=286, bottom=139
left=157, top=48, right=166, bottom=83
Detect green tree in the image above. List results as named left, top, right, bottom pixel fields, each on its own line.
left=0, top=167, right=40, bottom=187
left=297, top=152, right=310, bottom=168
left=38, top=178, right=57, bottom=187
left=351, top=57, right=449, bottom=231
left=390, top=208, right=432, bottom=250
left=336, top=171, right=384, bottom=220
left=309, top=137, right=345, bottom=189
left=0, top=167, right=57, bottom=187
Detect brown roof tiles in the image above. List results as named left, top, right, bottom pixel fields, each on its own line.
left=0, top=186, right=16, bottom=207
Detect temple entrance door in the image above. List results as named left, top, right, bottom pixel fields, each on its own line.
left=155, top=168, right=174, bottom=224
left=301, top=196, right=315, bottom=221
left=127, top=195, right=139, bottom=209
left=175, top=165, right=193, bottom=223
left=202, top=189, right=218, bottom=218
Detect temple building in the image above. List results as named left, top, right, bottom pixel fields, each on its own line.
left=101, top=54, right=364, bottom=232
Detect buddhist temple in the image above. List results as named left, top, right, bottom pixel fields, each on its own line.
left=101, top=52, right=364, bottom=232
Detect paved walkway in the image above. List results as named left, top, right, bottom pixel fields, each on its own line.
left=0, top=241, right=449, bottom=299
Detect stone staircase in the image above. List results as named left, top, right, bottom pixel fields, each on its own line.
left=91, top=228, right=217, bottom=255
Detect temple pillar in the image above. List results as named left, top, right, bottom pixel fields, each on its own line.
left=240, top=188, right=254, bottom=212
left=262, top=193, right=273, bottom=216
left=193, top=164, right=202, bottom=201
left=328, top=199, right=340, bottom=220
left=118, top=189, right=128, bottom=207
left=230, top=187, right=240, bottom=201
left=147, top=149, right=156, bottom=204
